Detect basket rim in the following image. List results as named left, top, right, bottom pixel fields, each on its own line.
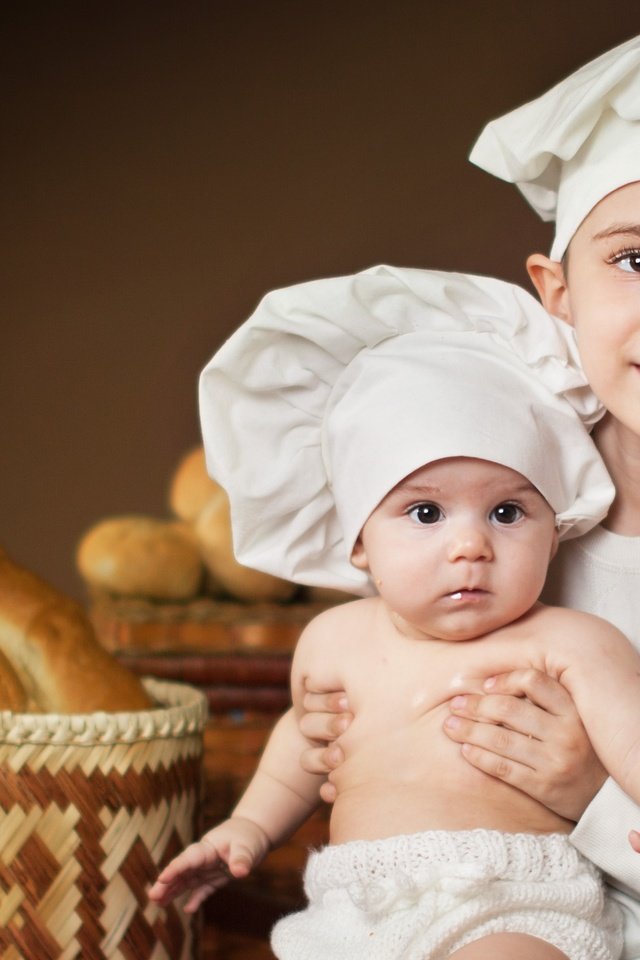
left=0, top=676, right=208, bottom=745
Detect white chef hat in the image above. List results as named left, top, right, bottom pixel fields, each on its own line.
left=469, top=34, right=640, bottom=260
left=199, top=265, right=613, bottom=596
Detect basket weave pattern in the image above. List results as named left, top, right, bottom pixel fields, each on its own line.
left=0, top=678, right=207, bottom=960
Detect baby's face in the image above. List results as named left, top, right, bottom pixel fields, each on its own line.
left=351, top=457, right=557, bottom=642
left=563, top=180, right=640, bottom=436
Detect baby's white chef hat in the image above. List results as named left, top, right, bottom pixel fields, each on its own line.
left=199, top=265, right=613, bottom=595
left=470, top=34, right=640, bottom=260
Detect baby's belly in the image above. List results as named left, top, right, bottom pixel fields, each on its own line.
left=328, top=708, right=572, bottom=844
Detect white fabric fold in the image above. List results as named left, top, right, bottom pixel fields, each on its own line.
left=199, top=265, right=613, bottom=594
left=470, top=35, right=640, bottom=258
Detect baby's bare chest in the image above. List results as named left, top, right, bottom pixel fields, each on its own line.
left=323, top=624, right=548, bottom=729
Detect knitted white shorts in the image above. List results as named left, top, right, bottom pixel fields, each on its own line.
left=270, top=829, right=623, bottom=960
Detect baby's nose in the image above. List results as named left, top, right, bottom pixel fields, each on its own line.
left=447, top=526, right=493, bottom=562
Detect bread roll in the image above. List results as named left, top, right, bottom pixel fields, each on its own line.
left=169, top=446, right=221, bottom=522
left=77, top=515, right=204, bottom=600
left=195, top=488, right=297, bottom=603
left=0, top=549, right=153, bottom=712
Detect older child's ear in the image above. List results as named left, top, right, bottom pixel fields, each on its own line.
left=350, top=538, right=369, bottom=571
left=526, top=254, right=572, bottom=326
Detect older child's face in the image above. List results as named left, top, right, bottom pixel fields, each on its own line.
left=566, top=181, right=640, bottom=434
left=530, top=181, right=640, bottom=436
left=351, top=458, right=558, bottom=642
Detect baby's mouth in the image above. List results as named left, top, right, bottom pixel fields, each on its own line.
left=448, top=588, right=487, bottom=601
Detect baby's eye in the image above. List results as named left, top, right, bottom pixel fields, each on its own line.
left=408, top=502, right=442, bottom=525
left=611, top=250, right=640, bottom=274
left=491, top=502, right=523, bottom=525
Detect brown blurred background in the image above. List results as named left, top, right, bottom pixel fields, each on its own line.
left=2, top=1, right=635, bottom=601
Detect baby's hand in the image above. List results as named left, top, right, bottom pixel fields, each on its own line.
left=629, top=830, right=640, bottom=854
left=148, top=816, right=270, bottom=913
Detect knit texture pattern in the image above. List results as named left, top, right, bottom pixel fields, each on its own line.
left=271, top=829, right=623, bottom=960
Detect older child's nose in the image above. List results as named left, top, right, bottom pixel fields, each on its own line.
left=447, top=526, right=493, bottom=562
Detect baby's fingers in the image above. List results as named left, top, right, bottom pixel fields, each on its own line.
left=154, top=842, right=212, bottom=886
left=148, top=879, right=171, bottom=905
left=226, top=838, right=260, bottom=877
left=148, top=873, right=191, bottom=906
left=149, top=841, right=228, bottom=906
left=178, top=842, right=253, bottom=912
left=183, top=885, right=217, bottom=914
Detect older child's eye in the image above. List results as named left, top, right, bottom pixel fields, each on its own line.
left=408, top=502, right=442, bottom=525
left=610, top=249, right=640, bottom=273
left=491, top=502, right=523, bottom=525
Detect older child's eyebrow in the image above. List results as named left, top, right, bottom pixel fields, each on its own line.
left=592, top=223, right=640, bottom=242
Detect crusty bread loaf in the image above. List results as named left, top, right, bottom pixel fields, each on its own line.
left=0, top=548, right=153, bottom=713
left=195, top=488, right=298, bottom=603
left=76, top=516, right=204, bottom=601
left=169, top=446, right=221, bottom=523
left=0, top=648, right=28, bottom=711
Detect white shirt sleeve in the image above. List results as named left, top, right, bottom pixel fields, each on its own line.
left=544, top=531, right=640, bottom=957
left=571, top=777, right=640, bottom=959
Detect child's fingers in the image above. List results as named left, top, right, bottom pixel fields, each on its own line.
left=301, top=690, right=349, bottom=716
left=149, top=841, right=229, bottom=905
left=148, top=880, right=170, bottom=904
left=482, top=669, right=575, bottom=716
left=148, top=876, right=188, bottom=905
left=226, top=840, right=256, bottom=876
left=299, top=711, right=352, bottom=742
left=299, top=743, right=345, bottom=775
left=319, top=778, right=338, bottom=803
left=629, top=829, right=640, bottom=853
left=183, top=883, right=220, bottom=914
left=158, top=839, right=219, bottom=884
left=150, top=861, right=232, bottom=910
left=149, top=828, right=260, bottom=911
left=153, top=861, right=196, bottom=889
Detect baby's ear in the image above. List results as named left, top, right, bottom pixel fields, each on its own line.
left=350, top=537, right=369, bottom=571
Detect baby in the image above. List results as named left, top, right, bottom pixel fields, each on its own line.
left=150, top=266, right=636, bottom=960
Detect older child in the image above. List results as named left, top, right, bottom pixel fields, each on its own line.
left=150, top=266, right=637, bottom=960
left=452, top=33, right=640, bottom=954
left=301, top=35, right=640, bottom=960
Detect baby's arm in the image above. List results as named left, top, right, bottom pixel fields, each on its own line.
left=149, top=617, right=334, bottom=911
left=149, top=707, right=324, bottom=910
left=554, top=611, right=640, bottom=807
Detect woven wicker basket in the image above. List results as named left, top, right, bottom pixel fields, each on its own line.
left=0, top=677, right=207, bottom=960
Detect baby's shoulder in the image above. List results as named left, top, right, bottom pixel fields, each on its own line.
left=291, top=597, right=377, bottom=688
left=297, top=596, right=376, bottom=648
left=533, top=600, right=629, bottom=648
